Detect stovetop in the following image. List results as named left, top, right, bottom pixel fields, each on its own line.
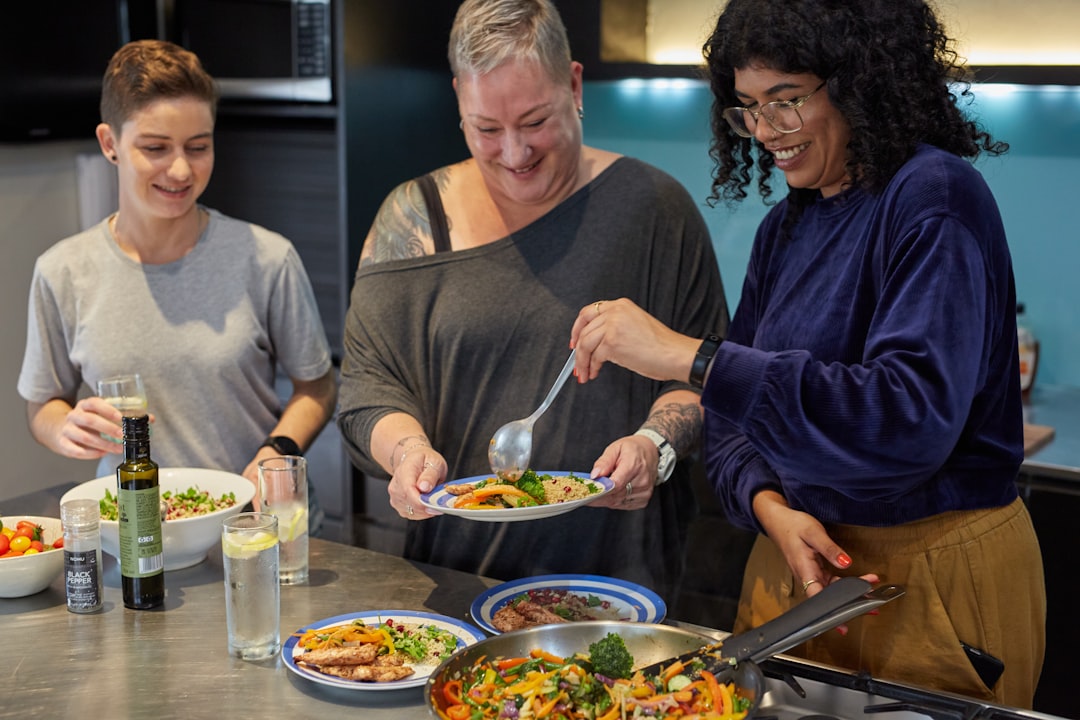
left=754, top=655, right=1067, bottom=720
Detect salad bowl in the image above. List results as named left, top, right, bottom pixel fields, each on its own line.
left=60, top=467, right=255, bottom=570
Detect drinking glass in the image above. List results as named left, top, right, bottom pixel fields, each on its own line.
left=96, top=374, right=148, bottom=443
left=258, top=456, right=308, bottom=585
left=222, top=512, right=280, bottom=661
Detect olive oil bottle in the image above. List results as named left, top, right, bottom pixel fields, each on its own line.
left=117, top=414, right=164, bottom=609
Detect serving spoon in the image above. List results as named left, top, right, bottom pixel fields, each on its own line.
left=488, top=349, right=577, bottom=480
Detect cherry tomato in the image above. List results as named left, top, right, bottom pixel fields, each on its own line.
left=9, top=535, right=31, bottom=553
left=14, top=527, right=33, bottom=539
left=1, top=550, right=21, bottom=558
left=16, top=521, right=43, bottom=541
left=0, top=534, right=8, bottom=554
left=52, top=536, right=64, bottom=549
left=30, top=540, right=44, bottom=552
left=23, top=548, right=39, bottom=555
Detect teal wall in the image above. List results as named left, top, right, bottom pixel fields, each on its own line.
left=582, top=80, right=1080, bottom=387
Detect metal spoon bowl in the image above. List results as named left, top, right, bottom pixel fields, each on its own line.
left=487, top=349, right=577, bottom=479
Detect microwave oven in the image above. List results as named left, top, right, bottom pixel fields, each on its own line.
left=172, top=0, right=333, bottom=103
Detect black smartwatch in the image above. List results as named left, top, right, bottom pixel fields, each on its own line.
left=689, top=334, right=723, bottom=388
left=260, top=435, right=303, bottom=457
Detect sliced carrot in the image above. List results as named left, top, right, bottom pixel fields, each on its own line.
left=660, top=659, right=686, bottom=684
left=496, top=657, right=530, bottom=671
left=471, top=484, right=529, bottom=500
left=529, top=648, right=565, bottom=665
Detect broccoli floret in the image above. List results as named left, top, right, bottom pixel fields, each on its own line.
left=516, top=469, right=547, bottom=503
left=588, top=633, right=634, bottom=680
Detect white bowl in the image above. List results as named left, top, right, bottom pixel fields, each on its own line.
left=60, top=468, right=255, bottom=571
left=0, top=516, right=65, bottom=598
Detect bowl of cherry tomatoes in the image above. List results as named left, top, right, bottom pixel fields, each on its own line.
left=0, top=515, right=64, bottom=598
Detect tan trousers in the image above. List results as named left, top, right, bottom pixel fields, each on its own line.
left=734, top=498, right=1046, bottom=709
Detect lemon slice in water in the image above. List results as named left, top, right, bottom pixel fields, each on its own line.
left=283, top=507, right=307, bottom=542
left=222, top=530, right=278, bottom=559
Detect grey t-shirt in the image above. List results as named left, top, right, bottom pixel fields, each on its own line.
left=338, top=157, right=729, bottom=596
left=19, top=208, right=332, bottom=479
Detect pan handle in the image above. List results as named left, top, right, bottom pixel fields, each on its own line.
left=746, top=583, right=905, bottom=664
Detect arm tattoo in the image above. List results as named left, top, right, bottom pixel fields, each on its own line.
left=359, top=180, right=432, bottom=267
left=642, top=401, right=703, bottom=457
left=358, top=167, right=455, bottom=268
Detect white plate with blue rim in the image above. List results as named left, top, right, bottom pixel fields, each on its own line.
left=419, top=470, right=613, bottom=522
left=469, top=574, right=667, bottom=635
left=283, top=610, right=486, bottom=691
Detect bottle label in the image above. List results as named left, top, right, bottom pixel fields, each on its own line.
left=117, top=486, right=164, bottom=578
left=1019, top=345, right=1036, bottom=391
left=65, top=548, right=102, bottom=609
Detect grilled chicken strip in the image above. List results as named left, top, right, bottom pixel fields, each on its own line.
left=296, top=643, right=379, bottom=666
left=301, top=663, right=415, bottom=682
left=514, top=600, right=568, bottom=626
left=444, top=483, right=477, bottom=496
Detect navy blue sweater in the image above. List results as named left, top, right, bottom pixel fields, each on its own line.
left=703, top=144, right=1022, bottom=532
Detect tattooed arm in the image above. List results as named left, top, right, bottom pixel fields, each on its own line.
left=587, top=388, right=703, bottom=510
left=359, top=166, right=454, bottom=267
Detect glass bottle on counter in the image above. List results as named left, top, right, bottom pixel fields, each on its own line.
left=1017, top=303, right=1039, bottom=403
left=61, top=498, right=103, bottom=613
left=117, top=414, right=165, bottom=609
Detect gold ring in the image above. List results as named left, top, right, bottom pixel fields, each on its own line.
left=407, top=505, right=415, bottom=517
left=625, top=481, right=633, bottom=498
left=594, top=301, right=603, bottom=314
left=802, top=578, right=820, bottom=592
left=423, top=461, right=435, bottom=469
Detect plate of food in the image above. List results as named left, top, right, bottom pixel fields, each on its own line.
left=283, top=610, right=486, bottom=691
left=419, top=469, right=613, bottom=522
left=470, top=574, right=666, bottom=635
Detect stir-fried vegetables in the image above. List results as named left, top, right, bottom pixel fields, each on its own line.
left=296, top=618, right=459, bottom=664
left=99, top=486, right=237, bottom=521
left=433, top=637, right=752, bottom=719
left=453, top=470, right=600, bottom=510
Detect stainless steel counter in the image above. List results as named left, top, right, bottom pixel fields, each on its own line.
left=1, top=485, right=502, bottom=720
left=1021, top=384, right=1080, bottom=485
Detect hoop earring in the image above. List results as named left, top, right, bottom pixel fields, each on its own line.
left=577, top=106, right=584, bottom=120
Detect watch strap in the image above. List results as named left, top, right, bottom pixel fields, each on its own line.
left=634, top=428, right=677, bottom=485
left=689, top=334, right=723, bottom=389
left=260, top=435, right=303, bottom=457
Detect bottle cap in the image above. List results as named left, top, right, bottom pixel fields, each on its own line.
left=121, top=414, right=150, bottom=440
left=61, top=498, right=100, bottom=529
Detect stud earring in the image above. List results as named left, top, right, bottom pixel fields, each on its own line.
left=577, top=106, right=584, bottom=120
left=110, top=154, right=117, bottom=161
left=458, top=120, right=463, bottom=130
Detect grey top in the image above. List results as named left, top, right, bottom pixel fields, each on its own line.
left=337, top=157, right=729, bottom=596
left=19, top=208, right=333, bottom=478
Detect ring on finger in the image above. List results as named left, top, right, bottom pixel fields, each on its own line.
left=423, top=461, right=434, bottom=469
left=802, top=578, right=819, bottom=593
left=594, top=300, right=603, bottom=314
left=407, top=505, right=415, bottom=517
left=625, top=481, right=633, bottom=499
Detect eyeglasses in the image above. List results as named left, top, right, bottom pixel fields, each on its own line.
left=722, top=81, right=827, bottom=138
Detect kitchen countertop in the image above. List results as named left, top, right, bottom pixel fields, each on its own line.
left=1021, top=384, right=1080, bottom=485
left=2, top=484, right=505, bottom=720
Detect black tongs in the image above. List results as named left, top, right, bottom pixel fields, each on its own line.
left=638, top=577, right=906, bottom=682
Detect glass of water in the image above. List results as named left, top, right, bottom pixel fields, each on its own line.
left=222, top=512, right=280, bottom=661
left=96, top=373, right=148, bottom=442
left=258, top=455, right=308, bottom=585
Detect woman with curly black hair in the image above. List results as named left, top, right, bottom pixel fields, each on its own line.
left=570, top=0, right=1044, bottom=707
